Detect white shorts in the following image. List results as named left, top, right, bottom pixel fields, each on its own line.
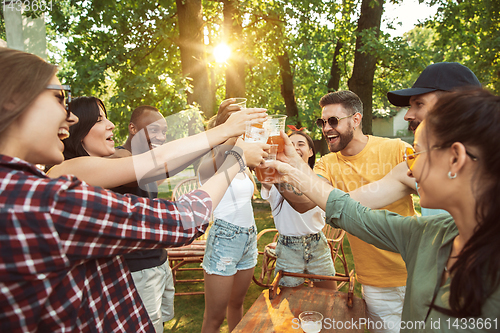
left=362, top=284, right=406, bottom=333
left=131, top=260, right=175, bottom=333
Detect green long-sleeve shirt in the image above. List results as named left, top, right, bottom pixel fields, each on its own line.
left=325, top=189, right=500, bottom=332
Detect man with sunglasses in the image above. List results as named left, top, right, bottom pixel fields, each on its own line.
left=303, top=90, right=415, bottom=333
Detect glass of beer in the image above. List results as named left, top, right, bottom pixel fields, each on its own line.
left=255, top=144, right=280, bottom=183
left=299, top=311, right=323, bottom=333
left=264, top=115, right=287, bottom=152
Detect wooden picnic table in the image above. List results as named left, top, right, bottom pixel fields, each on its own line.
left=233, top=286, right=366, bottom=332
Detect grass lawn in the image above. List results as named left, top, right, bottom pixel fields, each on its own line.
left=163, top=198, right=362, bottom=333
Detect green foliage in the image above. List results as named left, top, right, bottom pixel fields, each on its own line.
left=47, top=0, right=191, bottom=142
left=36, top=0, right=499, bottom=141
left=0, top=6, right=5, bottom=41
left=372, top=27, right=435, bottom=111
left=428, top=0, right=500, bottom=93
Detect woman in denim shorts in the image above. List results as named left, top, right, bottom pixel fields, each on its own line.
left=198, top=108, right=262, bottom=333
left=261, top=129, right=336, bottom=289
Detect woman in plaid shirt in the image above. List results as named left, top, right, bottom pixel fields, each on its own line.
left=0, top=48, right=268, bottom=333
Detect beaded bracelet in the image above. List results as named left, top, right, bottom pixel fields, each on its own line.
left=225, top=150, right=246, bottom=173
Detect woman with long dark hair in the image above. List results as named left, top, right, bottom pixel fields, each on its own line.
left=261, top=128, right=336, bottom=289
left=50, top=96, right=172, bottom=333
left=266, top=88, right=500, bottom=330
left=61, top=96, right=110, bottom=159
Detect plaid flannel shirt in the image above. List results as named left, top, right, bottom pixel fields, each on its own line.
left=0, top=155, right=211, bottom=332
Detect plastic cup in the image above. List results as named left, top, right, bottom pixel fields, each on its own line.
left=264, top=115, right=287, bottom=152
left=223, top=97, right=247, bottom=109
left=299, top=311, right=323, bottom=333
left=244, top=122, right=268, bottom=143
left=255, top=144, right=279, bottom=183
left=224, top=98, right=248, bottom=139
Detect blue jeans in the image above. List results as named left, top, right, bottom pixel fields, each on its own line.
left=202, top=219, right=258, bottom=276
left=275, top=231, right=335, bottom=287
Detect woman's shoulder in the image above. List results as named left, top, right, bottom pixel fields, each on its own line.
left=415, top=213, right=457, bottom=238
left=46, top=157, right=84, bottom=178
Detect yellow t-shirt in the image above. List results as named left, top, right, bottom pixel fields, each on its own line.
left=314, top=135, right=415, bottom=287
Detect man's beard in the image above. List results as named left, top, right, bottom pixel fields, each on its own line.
left=408, top=120, right=420, bottom=133
left=326, top=128, right=354, bottom=153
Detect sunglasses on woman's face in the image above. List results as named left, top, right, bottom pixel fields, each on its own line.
left=404, top=146, right=478, bottom=171
left=46, top=84, right=71, bottom=118
left=404, top=147, right=425, bottom=171
left=316, top=114, right=354, bottom=129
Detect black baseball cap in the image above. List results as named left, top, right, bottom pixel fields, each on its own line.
left=387, top=62, right=481, bottom=107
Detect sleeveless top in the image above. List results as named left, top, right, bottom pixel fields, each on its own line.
left=212, top=173, right=255, bottom=228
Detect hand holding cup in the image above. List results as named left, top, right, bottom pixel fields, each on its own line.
left=215, top=98, right=247, bottom=126
left=234, top=138, right=269, bottom=168
left=224, top=108, right=267, bottom=138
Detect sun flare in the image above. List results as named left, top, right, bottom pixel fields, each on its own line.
left=213, top=43, right=231, bottom=63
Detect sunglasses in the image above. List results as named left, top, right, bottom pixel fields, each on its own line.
left=404, top=146, right=478, bottom=171
left=316, top=114, right=355, bottom=129
left=46, top=84, right=72, bottom=118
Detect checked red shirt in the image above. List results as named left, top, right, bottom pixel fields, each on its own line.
left=0, top=155, right=212, bottom=333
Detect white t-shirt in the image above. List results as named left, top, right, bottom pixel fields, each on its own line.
left=213, top=173, right=255, bottom=228
left=261, top=185, right=325, bottom=236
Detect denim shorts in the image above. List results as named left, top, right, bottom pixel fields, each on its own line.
left=275, top=231, right=336, bottom=287
left=202, top=219, right=258, bottom=276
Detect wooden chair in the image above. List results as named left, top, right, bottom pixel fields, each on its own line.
left=321, top=224, right=355, bottom=291
left=252, top=228, right=280, bottom=288
left=253, top=224, right=355, bottom=297
left=166, top=176, right=209, bottom=296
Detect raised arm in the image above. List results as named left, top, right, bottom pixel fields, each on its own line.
left=266, top=156, right=424, bottom=257
left=348, top=162, right=417, bottom=209
left=48, top=108, right=267, bottom=188
left=274, top=171, right=330, bottom=213
left=261, top=131, right=329, bottom=213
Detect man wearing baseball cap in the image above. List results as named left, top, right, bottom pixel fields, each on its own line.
left=388, top=62, right=481, bottom=133
left=348, top=62, right=482, bottom=216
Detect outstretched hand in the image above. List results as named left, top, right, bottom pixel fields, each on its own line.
left=223, top=108, right=267, bottom=138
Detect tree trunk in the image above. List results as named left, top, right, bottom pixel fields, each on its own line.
left=314, top=139, right=331, bottom=157
left=327, top=39, right=343, bottom=92
left=278, top=51, right=300, bottom=125
left=348, top=0, right=384, bottom=135
left=176, top=0, right=215, bottom=118
left=223, top=0, right=246, bottom=98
